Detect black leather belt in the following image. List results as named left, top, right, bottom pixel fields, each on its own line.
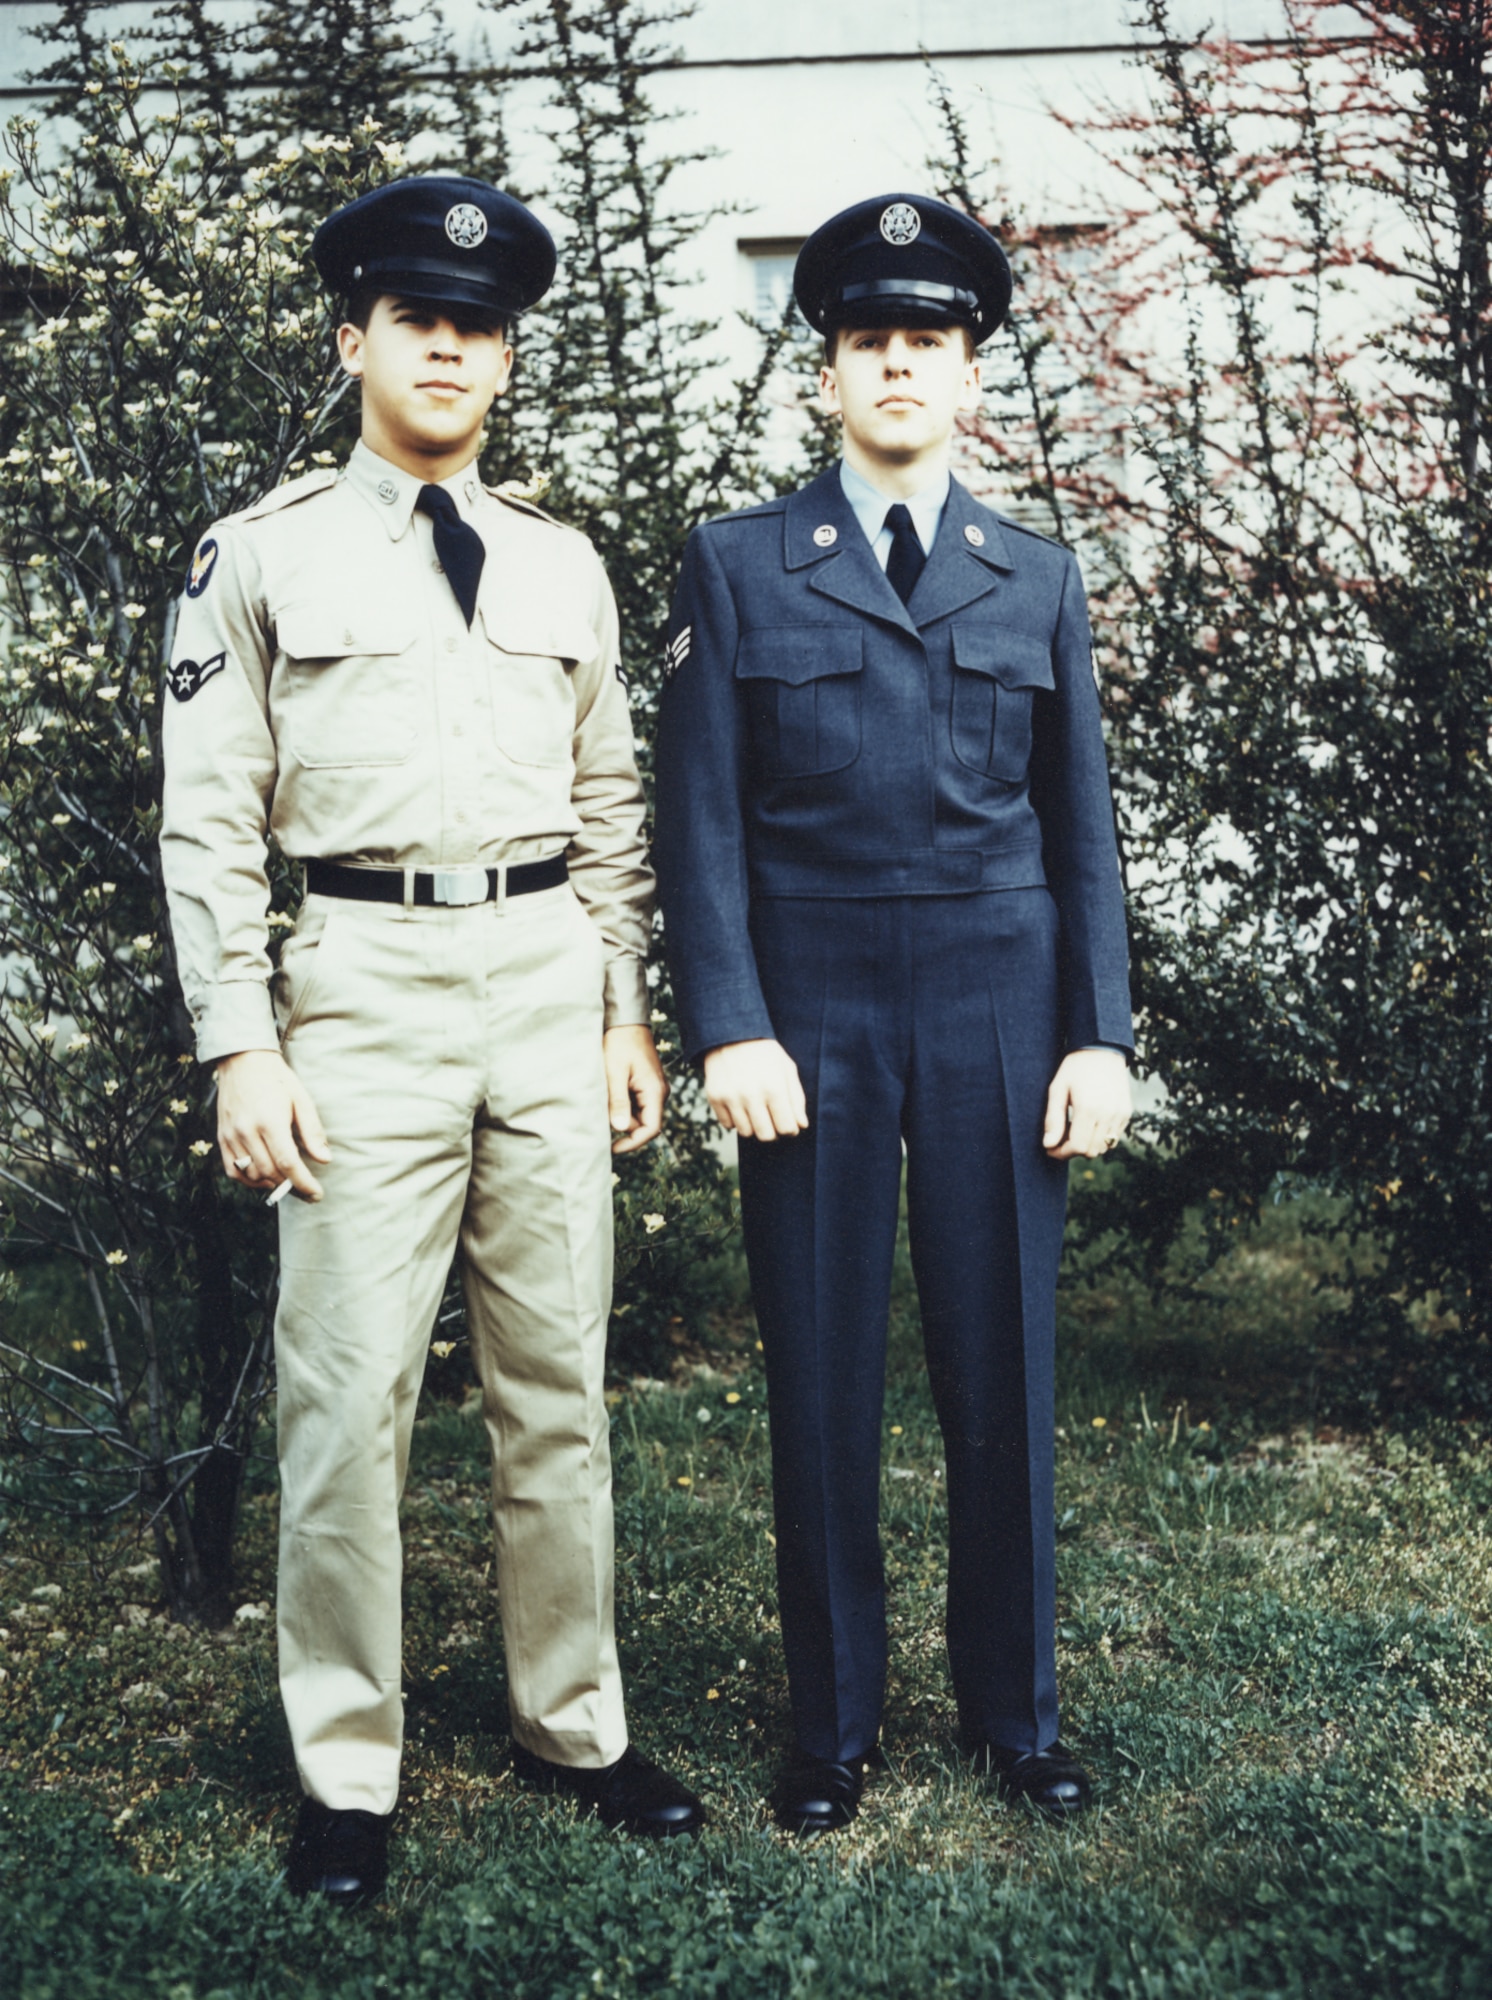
left=305, top=855, right=568, bottom=907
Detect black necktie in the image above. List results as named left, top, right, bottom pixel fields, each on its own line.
left=884, top=502, right=926, bottom=606
left=416, top=483, right=486, bottom=628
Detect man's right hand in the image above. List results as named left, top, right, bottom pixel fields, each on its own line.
left=215, top=1049, right=332, bottom=1201
left=702, top=1039, right=809, bottom=1142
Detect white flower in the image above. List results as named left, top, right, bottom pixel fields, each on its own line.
left=189, top=1139, right=212, bottom=1157
left=643, top=1212, right=666, bottom=1234
left=105, top=1250, right=126, bottom=1265
left=16, top=727, right=40, bottom=746
left=122, top=603, right=145, bottom=620
left=34, top=1023, right=56, bottom=1042
left=69, top=1032, right=91, bottom=1050
left=169, top=1099, right=188, bottom=1115
left=103, top=1079, right=119, bottom=1095
left=132, top=933, right=153, bottom=952
left=50, top=812, right=71, bottom=825
left=97, top=687, right=120, bottom=701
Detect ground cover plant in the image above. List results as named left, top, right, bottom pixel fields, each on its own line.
left=3, top=1189, right=1489, bottom=1998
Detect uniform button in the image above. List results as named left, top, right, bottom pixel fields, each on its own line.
left=455, top=810, right=467, bottom=824
left=343, top=629, right=355, bottom=645
left=453, top=722, right=464, bottom=737
left=444, top=637, right=459, bottom=652
left=376, top=479, right=397, bottom=504
left=432, top=559, right=444, bottom=574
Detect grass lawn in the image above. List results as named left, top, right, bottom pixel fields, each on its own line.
left=2, top=1186, right=1490, bottom=1997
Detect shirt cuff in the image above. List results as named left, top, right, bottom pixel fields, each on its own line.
left=603, top=955, right=649, bottom=1030
left=192, top=981, right=281, bottom=1067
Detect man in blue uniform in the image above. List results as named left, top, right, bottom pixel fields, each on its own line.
left=654, top=194, right=1133, bottom=1831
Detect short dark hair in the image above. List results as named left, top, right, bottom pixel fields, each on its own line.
left=823, top=322, right=976, bottom=364
left=342, top=287, right=508, bottom=340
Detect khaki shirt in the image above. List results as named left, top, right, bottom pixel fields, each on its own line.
left=161, top=440, right=653, bottom=1064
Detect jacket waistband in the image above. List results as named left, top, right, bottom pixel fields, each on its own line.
left=747, top=845, right=1047, bottom=898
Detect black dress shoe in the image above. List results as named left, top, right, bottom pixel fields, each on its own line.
left=771, top=1748, right=869, bottom=1834
left=968, top=1738, right=1092, bottom=1817
left=511, top=1742, right=706, bottom=1837
left=285, top=1796, right=390, bottom=1904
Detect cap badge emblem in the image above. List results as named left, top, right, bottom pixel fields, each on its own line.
left=964, top=524, right=986, bottom=547
left=812, top=523, right=838, bottom=547
left=445, top=202, right=488, bottom=250
left=880, top=202, right=921, bottom=247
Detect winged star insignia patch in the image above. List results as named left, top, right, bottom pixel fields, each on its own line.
left=664, top=626, right=692, bottom=679
left=185, top=537, right=219, bottom=599
left=167, top=651, right=226, bottom=703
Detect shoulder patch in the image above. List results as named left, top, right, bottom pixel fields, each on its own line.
left=185, top=536, right=219, bottom=598
left=234, top=467, right=340, bottom=523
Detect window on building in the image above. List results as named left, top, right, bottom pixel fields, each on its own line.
left=740, top=239, right=806, bottom=327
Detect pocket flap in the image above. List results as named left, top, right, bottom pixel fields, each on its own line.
left=735, top=627, right=864, bottom=687
left=952, top=624, right=1055, bottom=691
left=278, top=603, right=411, bottom=659
left=478, top=601, right=593, bottom=664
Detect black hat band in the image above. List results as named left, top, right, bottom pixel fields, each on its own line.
left=346, top=255, right=526, bottom=309
left=835, top=278, right=982, bottom=317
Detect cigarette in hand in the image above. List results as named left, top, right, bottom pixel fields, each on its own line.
left=266, top=1179, right=293, bottom=1207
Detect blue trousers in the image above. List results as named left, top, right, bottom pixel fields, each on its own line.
left=738, top=888, right=1069, bottom=1763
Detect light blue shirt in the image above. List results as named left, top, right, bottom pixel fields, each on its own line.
left=839, top=458, right=950, bottom=568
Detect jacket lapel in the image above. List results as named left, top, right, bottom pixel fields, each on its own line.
left=784, top=468, right=917, bottom=636
left=907, top=477, right=1015, bottom=628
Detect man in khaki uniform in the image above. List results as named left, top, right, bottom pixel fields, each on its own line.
left=160, top=176, right=706, bottom=1904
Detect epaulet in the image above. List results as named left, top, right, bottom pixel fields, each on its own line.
left=989, top=510, right=1066, bottom=551
left=232, top=468, right=340, bottom=523
left=700, top=495, right=787, bottom=529
left=487, top=475, right=565, bottom=527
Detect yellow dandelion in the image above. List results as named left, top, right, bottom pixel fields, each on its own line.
left=1091, top=1416, right=1108, bottom=1429
left=676, top=1474, right=692, bottom=1488
left=706, top=1688, right=720, bottom=1701
left=725, top=1392, right=741, bottom=1405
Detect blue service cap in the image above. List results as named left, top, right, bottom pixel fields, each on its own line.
left=794, top=193, right=1012, bottom=346
left=312, top=175, right=556, bottom=320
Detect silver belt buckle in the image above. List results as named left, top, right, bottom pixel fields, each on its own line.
left=430, top=865, right=490, bottom=907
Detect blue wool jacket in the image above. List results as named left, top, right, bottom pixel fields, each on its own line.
left=653, top=465, right=1134, bottom=1062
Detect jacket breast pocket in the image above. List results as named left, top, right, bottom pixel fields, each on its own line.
left=949, top=624, right=1055, bottom=782
left=479, top=604, right=583, bottom=768
left=734, top=627, right=863, bottom=779
left=278, top=603, right=416, bottom=768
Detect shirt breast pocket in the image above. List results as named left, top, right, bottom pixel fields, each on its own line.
left=734, top=627, right=864, bottom=779
left=479, top=604, right=583, bottom=768
left=949, top=624, right=1055, bottom=782
left=278, top=603, right=416, bottom=768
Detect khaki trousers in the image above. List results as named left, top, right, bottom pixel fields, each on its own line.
left=271, top=883, right=627, bottom=1814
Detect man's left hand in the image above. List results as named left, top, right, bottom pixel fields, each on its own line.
left=604, top=1024, right=669, bottom=1154
left=1042, top=1049, right=1131, bottom=1160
